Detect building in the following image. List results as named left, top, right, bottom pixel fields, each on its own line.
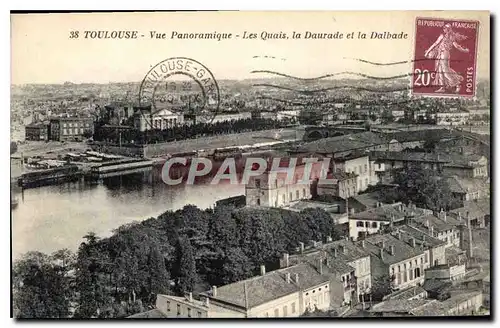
left=154, top=293, right=212, bottom=318
left=200, top=262, right=331, bottom=317
left=448, top=199, right=490, bottom=228
left=424, top=263, right=466, bottom=282
left=348, top=202, right=432, bottom=241
left=407, top=211, right=462, bottom=249
left=442, top=153, right=488, bottom=178
left=316, top=171, right=358, bottom=199
left=49, top=117, right=94, bottom=142
left=347, top=190, right=390, bottom=212
left=436, top=110, right=470, bottom=126
left=410, top=291, right=483, bottom=316
left=281, top=200, right=348, bottom=225
left=197, top=112, right=252, bottom=124
left=245, top=158, right=324, bottom=207
left=133, top=106, right=184, bottom=131
left=444, top=176, right=490, bottom=203
left=364, top=234, right=429, bottom=299
left=382, top=285, right=428, bottom=301
left=282, top=238, right=372, bottom=304
left=369, top=151, right=449, bottom=184
left=25, top=122, right=49, bottom=141
left=331, top=153, right=372, bottom=193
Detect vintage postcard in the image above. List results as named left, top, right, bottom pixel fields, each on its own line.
left=10, top=11, right=490, bottom=319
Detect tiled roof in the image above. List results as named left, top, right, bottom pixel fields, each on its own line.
left=393, top=225, right=446, bottom=249
left=349, top=191, right=387, bottom=209
left=422, top=279, right=453, bottom=294
left=297, top=132, right=387, bottom=154
left=370, top=151, right=449, bottom=163
left=385, top=129, right=454, bottom=143
left=364, top=234, right=425, bottom=265
left=449, top=199, right=490, bottom=218
left=369, top=299, right=436, bottom=313
left=383, top=285, right=427, bottom=301
left=350, top=203, right=426, bottom=222
left=127, top=309, right=168, bottom=319
left=444, top=176, right=489, bottom=194
left=409, top=214, right=461, bottom=233
left=442, top=153, right=485, bottom=168
left=204, top=262, right=329, bottom=309
left=289, top=239, right=370, bottom=267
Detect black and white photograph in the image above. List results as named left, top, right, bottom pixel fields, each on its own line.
left=9, top=10, right=491, bottom=319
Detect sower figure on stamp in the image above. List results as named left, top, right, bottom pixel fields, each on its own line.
left=424, top=23, right=469, bottom=93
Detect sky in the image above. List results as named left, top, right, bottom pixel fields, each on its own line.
left=11, top=11, right=490, bottom=84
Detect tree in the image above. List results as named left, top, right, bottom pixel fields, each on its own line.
left=13, top=252, right=72, bottom=318
left=174, top=237, right=197, bottom=295
left=82, top=129, right=93, bottom=139
left=382, top=165, right=460, bottom=211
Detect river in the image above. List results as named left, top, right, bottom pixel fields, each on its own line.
left=11, top=173, right=244, bottom=260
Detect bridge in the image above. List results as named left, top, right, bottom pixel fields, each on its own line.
left=303, top=125, right=368, bottom=141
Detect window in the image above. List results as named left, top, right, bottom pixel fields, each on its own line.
left=403, top=271, right=408, bottom=283
left=291, top=302, right=296, bottom=313
left=255, top=179, right=260, bottom=188
left=372, top=222, right=377, bottom=228
left=397, top=265, right=401, bottom=272
left=365, top=178, right=368, bottom=186
left=409, top=270, right=414, bottom=281
left=85, top=123, right=89, bottom=127
left=187, top=307, right=192, bottom=318
left=359, top=165, right=362, bottom=173
left=80, top=128, right=84, bottom=134
left=364, top=222, right=369, bottom=227
left=177, top=304, right=181, bottom=315
left=283, top=305, right=288, bottom=316
left=354, top=167, right=358, bottom=174
left=282, top=195, right=285, bottom=203
left=167, top=301, right=171, bottom=312
left=364, top=164, right=368, bottom=173
left=357, top=221, right=364, bottom=227
left=63, top=129, right=67, bottom=135
left=415, top=267, right=421, bottom=278
left=425, top=253, right=429, bottom=263
left=256, top=198, right=261, bottom=206
left=63, top=123, right=67, bottom=127
left=296, top=190, right=300, bottom=199
left=303, top=189, right=306, bottom=198
left=274, top=309, right=279, bottom=317
left=266, top=312, right=269, bottom=317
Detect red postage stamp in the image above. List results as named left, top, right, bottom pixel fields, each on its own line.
left=411, top=17, right=480, bottom=97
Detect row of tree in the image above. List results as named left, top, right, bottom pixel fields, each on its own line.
left=12, top=204, right=343, bottom=318
left=93, top=117, right=294, bottom=145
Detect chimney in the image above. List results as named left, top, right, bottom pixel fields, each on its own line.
left=397, top=231, right=402, bottom=240
left=299, top=242, right=305, bottom=253
left=443, top=212, right=447, bottom=222
left=426, top=219, right=430, bottom=228
left=283, top=253, right=289, bottom=268
left=389, top=245, right=395, bottom=255
left=212, top=286, right=217, bottom=297
left=381, top=240, right=386, bottom=249
left=205, top=297, right=210, bottom=307
left=260, top=264, right=266, bottom=276
left=339, top=245, right=346, bottom=254
left=333, top=248, right=338, bottom=257
left=312, top=240, right=318, bottom=248
left=295, top=273, right=299, bottom=284
left=422, top=235, right=426, bottom=242
left=429, top=226, right=434, bottom=237
left=376, top=202, right=381, bottom=207
left=286, top=272, right=291, bottom=283
left=410, top=238, right=416, bottom=248
left=326, top=236, right=333, bottom=243
left=187, top=292, right=193, bottom=302
left=350, top=208, right=355, bottom=215
left=361, top=240, right=365, bottom=248
left=318, top=259, right=323, bottom=274
left=325, top=257, right=331, bottom=268
left=379, top=247, right=384, bottom=260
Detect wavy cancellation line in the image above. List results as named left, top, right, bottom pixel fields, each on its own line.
left=252, top=83, right=431, bottom=95
left=255, top=96, right=418, bottom=106
left=250, top=70, right=463, bottom=81
left=343, top=57, right=469, bottom=66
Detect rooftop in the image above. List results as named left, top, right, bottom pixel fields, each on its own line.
left=383, top=285, right=427, bottom=301
left=349, top=191, right=390, bottom=209
left=364, top=233, right=425, bottom=265
left=350, top=202, right=427, bottom=222
left=203, top=262, right=329, bottom=309
left=127, top=309, right=168, bottom=319
left=369, top=299, right=436, bottom=313
left=444, top=176, right=490, bottom=194
left=370, top=151, right=449, bottom=163
left=448, top=199, right=490, bottom=218
left=296, top=131, right=388, bottom=154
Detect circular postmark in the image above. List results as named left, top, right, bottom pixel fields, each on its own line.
left=139, top=57, right=220, bottom=130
